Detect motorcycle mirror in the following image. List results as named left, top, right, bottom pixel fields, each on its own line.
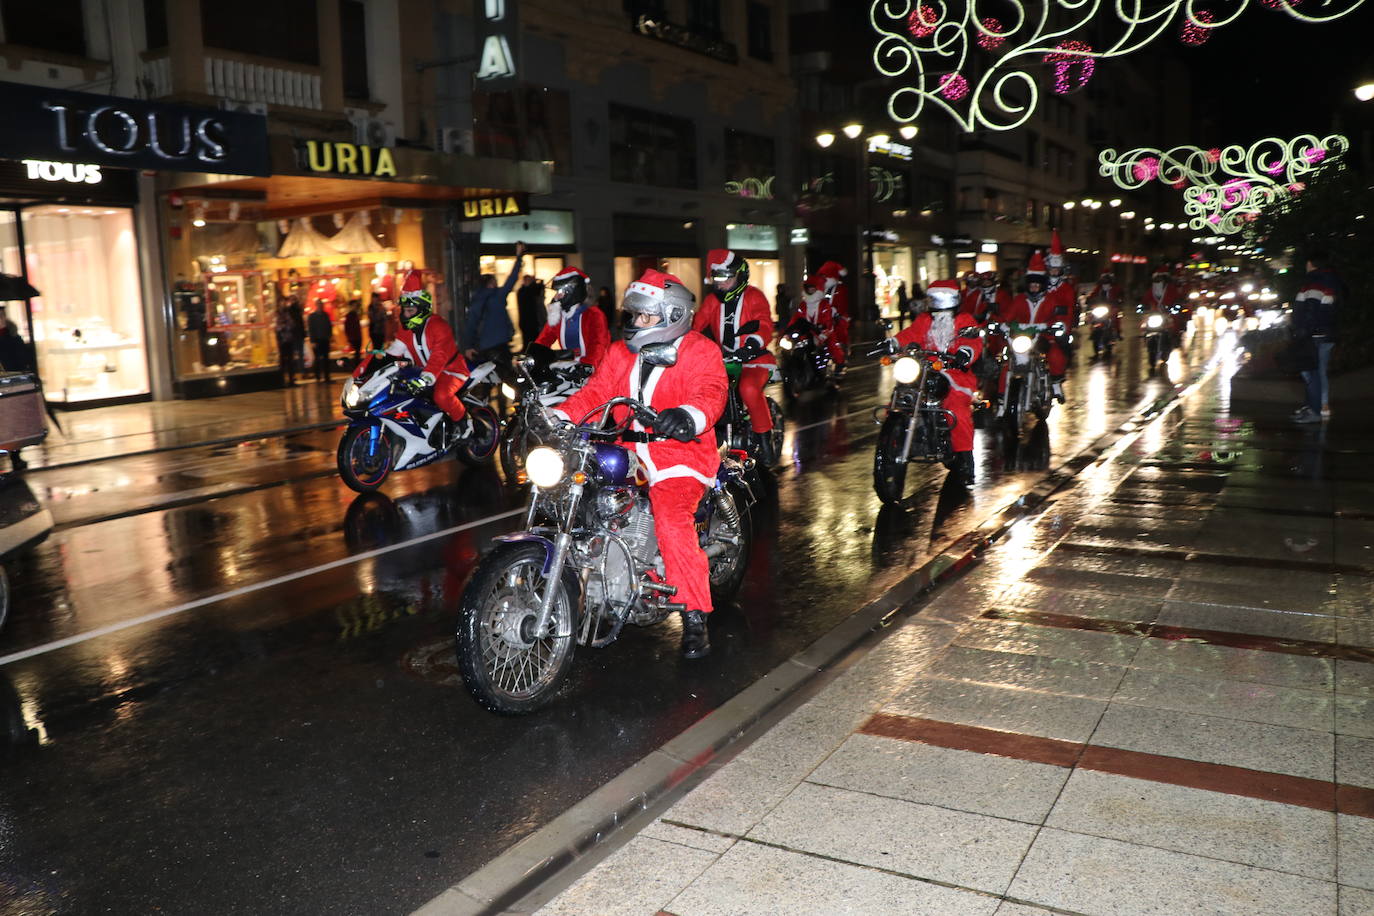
left=639, top=341, right=680, bottom=367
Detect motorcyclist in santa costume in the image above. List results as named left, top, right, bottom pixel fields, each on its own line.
left=552, top=270, right=727, bottom=659
left=1045, top=230, right=1079, bottom=326
left=1143, top=265, right=1187, bottom=343
left=1005, top=251, right=1072, bottom=401
left=355, top=271, right=472, bottom=442
left=531, top=266, right=609, bottom=368
left=813, top=261, right=850, bottom=373
left=693, top=249, right=778, bottom=465
left=1088, top=269, right=1125, bottom=338
left=787, top=273, right=847, bottom=374
left=961, top=270, right=1011, bottom=323
left=883, top=279, right=983, bottom=487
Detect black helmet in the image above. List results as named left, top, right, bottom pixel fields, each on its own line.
left=707, top=249, right=749, bottom=304
left=550, top=266, right=589, bottom=311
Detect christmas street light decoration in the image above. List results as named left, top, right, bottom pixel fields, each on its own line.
left=871, top=0, right=1368, bottom=133
left=1098, top=134, right=1349, bottom=234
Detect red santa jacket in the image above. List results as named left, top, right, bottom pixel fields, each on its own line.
left=693, top=284, right=776, bottom=369
left=960, top=287, right=1011, bottom=322
left=829, top=283, right=851, bottom=322
left=1143, top=282, right=1183, bottom=310
left=1047, top=277, right=1077, bottom=319
left=1006, top=291, right=1072, bottom=326
left=534, top=304, right=609, bottom=366
left=379, top=314, right=469, bottom=380
left=893, top=311, right=983, bottom=398
left=1088, top=282, right=1124, bottom=306
left=787, top=292, right=839, bottom=337
left=554, top=331, right=728, bottom=487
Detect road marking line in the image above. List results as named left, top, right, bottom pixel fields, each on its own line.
left=0, top=506, right=525, bottom=668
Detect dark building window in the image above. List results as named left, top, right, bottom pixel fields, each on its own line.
left=624, top=0, right=666, bottom=17
left=202, top=0, right=319, bottom=66
left=724, top=129, right=776, bottom=197
left=339, top=0, right=368, bottom=100
left=5, top=0, right=86, bottom=56
left=688, top=0, right=722, bottom=36
left=144, top=0, right=168, bottom=50
left=474, top=86, right=574, bottom=176
left=746, top=2, right=772, bottom=61
left=610, top=104, right=697, bottom=189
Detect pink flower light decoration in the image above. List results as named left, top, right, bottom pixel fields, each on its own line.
left=939, top=73, right=970, bottom=101
left=1304, top=147, right=1327, bottom=163
left=1179, top=10, right=1215, bottom=45
left=1045, top=41, right=1095, bottom=94
left=1171, top=179, right=1187, bottom=189
left=977, top=17, right=1006, bottom=50
left=1134, top=158, right=1160, bottom=181
left=908, top=5, right=940, bottom=38
left=1207, top=148, right=1221, bottom=162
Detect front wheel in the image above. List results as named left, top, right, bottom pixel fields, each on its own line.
left=706, top=486, right=752, bottom=604
left=456, top=405, right=500, bottom=467
left=766, top=397, right=784, bottom=465
left=455, top=542, right=580, bottom=715
left=784, top=354, right=810, bottom=400
left=498, top=415, right=531, bottom=484
left=873, top=413, right=912, bottom=506
left=337, top=424, right=395, bottom=492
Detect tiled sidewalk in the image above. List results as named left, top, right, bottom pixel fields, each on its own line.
left=532, top=373, right=1374, bottom=915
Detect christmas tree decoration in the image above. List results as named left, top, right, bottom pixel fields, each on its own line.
left=1098, top=134, right=1349, bottom=234
left=871, top=0, right=1367, bottom=132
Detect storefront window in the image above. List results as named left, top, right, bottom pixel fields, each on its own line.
left=0, top=212, right=25, bottom=342
left=478, top=253, right=567, bottom=350
left=872, top=244, right=914, bottom=319
left=22, top=206, right=149, bottom=403
left=614, top=256, right=701, bottom=303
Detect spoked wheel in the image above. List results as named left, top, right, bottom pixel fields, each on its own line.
left=705, top=486, right=752, bottom=604
left=456, top=405, right=500, bottom=467
left=766, top=398, right=784, bottom=464
left=337, top=425, right=395, bottom=492
left=1001, top=380, right=1024, bottom=435
left=498, top=416, right=534, bottom=484
left=455, top=542, right=579, bottom=715
left=785, top=355, right=813, bottom=400
left=872, top=413, right=913, bottom=506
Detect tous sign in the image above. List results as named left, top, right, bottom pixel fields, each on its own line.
left=23, top=159, right=102, bottom=184
left=43, top=102, right=232, bottom=165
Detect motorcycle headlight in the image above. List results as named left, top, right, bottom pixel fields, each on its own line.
left=343, top=384, right=361, bottom=408
left=501, top=382, right=517, bottom=400
left=779, top=336, right=794, bottom=350
left=1146, top=315, right=1164, bottom=329
left=1091, top=306, right=1109, bottom=319
left=1011, top=334, right=1034, bottom=354
left=892, top=356, right=921, bottom=385
left=525, top=447, right=566, bottom=488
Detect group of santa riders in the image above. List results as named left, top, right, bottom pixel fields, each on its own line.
left=358, top=231, right=1190, bottom=658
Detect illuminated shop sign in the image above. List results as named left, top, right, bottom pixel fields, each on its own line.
left=727, top=224, right=779, bottom=251
left=0, top=80, right=269, bottom=176
left=298, top=140, right=398, bottom=178
left=461, top=193, right=530, bottom=219
left=23, top=159, right=102, bottom=184
left=476, top=0, right=520, bottom=87
left=867, top=137, right=913, bottom=161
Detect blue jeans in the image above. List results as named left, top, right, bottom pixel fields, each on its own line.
left=1301, top=339, right=1335, bottom=412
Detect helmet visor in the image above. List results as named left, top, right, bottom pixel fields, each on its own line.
left=621, top=288, right=663, bottom=318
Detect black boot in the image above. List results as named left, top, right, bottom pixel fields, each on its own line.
left=755, top=429, right=778, bottom=467
left=680, top=610, right=711, bottom=659
left=954, top=451, right=975, bottom=488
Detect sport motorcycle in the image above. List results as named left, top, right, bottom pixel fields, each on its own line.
left=717, top=321, right=783, bottom=468
left=778, top=318, right=835, bottom=399
left=454, top=397, right=754, bottom=714
left=1137, top=305, right=1176, bottom=370
left=336, top=355, right=500, bottom=492
left=1087, top=301, right=1118, bottom=357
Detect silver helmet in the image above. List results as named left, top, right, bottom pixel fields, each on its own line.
left=621, top=270, right=695, bottom=353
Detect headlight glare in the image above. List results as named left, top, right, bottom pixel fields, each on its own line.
left=779, top=337, right=794, bottom=350
left=1146, top=315, right=1164, bottom=329
left=525, top=447, right=566, bottom=488
left=344, top=384, right=360, bottom=407
left=1091, top=306, right=1109, bottom=319
left=501, top=382, right=517, bottom=400
left=1011, top=334, right=1034, bottom=354
left=892, top=356, right=921, bottom=385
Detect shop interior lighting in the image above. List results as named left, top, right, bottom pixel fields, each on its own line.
left=1109, top=198, right=1122, bottom=207
left=868, top=133, right=891, bottom=146
left=1062, top=201, right=1076, bottom=209
left=842, top=122, right=864, bottom=139
left=815, top=131, right=835, bottom=148
left=192, top=205, right=206, bottom=228
left=898, top=124, right=919, bottom=139
left=870, top=0, right=1370, bottom=133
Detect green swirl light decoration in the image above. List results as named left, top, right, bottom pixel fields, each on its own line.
left=871, top=0, right=1368, bottom=133
left=1098, top=134, right=1349, bottom=234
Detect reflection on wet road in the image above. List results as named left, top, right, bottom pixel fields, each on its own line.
left=0, top=321, right=1228, bottom=914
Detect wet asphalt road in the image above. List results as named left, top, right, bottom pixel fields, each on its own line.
left=0, top=321, right=1226, bottom=914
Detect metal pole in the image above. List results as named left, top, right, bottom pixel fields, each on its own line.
left=12, top=207, right=37, bottom=375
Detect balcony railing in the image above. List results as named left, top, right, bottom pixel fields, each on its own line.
left=141, top=51, right=322, bottom=111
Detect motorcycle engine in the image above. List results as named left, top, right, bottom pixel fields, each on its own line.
left=582, top=492, right=661, bottom=629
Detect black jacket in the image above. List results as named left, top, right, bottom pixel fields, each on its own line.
left=1292, top=268, right=1343, bottom=340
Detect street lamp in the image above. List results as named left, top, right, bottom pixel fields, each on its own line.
left=815, top=122, right=877, bottom=321
left=898, top=124, right=918, bottom=140
left=1355, top=82, right=1374, bottom=102
left=816, top=131, right=835, bottom=148
left=842, top=122, right=864, bottom=139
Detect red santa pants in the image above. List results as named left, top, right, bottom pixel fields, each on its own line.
left=942, top=373, right=977, bottom=452
left=1044, top=339, right=1069, bottom=377
left=648, top=476, right=713, bottom=615
left=433, top=370, right=469, bottom=422
left=739, top=366, right=774, bottom=433
left=823, top=335, right=847, bottom=366
left=834, top=315, right=851, bottom=351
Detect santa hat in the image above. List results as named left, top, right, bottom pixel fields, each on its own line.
left=552, top=266, right=590, bottom=285
left=627, top=268, right=684, bottom=301
left=1046, top=230, right=1065, bottom=268
left=816, top=260, right=847, bottom=279
left=1152, top=263, right=1171, bottom=276
left=926, top=278, right=961, bottom=310
left=399, top=269, right=424, bottom=297
left=706, top=249, right=736, bottom=271
left=1026, top=251, right=1048, bottom=276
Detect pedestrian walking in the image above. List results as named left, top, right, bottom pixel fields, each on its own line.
left=273, top=299, right=297, bottom=386
left=896, top=281, right=910, bottom=317
left=288, top=295, right=307, bottom=373
left=516, top=273, right=545, bottom=353
left=343, top=294, right=363, bottom=360
left=307, top=300, right=334, bottom=383
left=1290, top=249, right=1342, bottom=424
left=0, top=306, right=33, bottom=372
left=774, top=283, right=793, bottom=328
left=367, top=293, right=388, bottom=350
left=595, top=285, right=616, bottom=336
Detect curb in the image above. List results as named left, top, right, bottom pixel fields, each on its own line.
left=415, top=355, right=1222, bottom=916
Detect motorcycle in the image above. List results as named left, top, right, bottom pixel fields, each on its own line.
left=336, top=355, right=501, bottom=493
left=498, top=353, right=591, bottom=484
left=1138, top=305, right=1175, bottom=370
left=778, top=318, right=835, bottom=399
left=1087, top=301, right=1118, bottom=357
left=988, top=321, right=1061, bottom=431
left=454, top=397, right=754, bottom=714
left=869, top=336, right=975, bottom=506
left=718, top=321, right=784, bottom=468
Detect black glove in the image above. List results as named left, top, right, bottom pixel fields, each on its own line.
left=731, top=341, right=763, bottom=362
left=652, top=406, right=697, bottom=442
left=950, top=349, right=973, bottom=370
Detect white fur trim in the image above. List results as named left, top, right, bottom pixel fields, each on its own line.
left=627, top=280, right=666, bottom=302
left=682, top=404, right=708, bottom=435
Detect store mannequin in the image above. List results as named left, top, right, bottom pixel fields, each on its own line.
left=372, top=261, right=396, bottom=304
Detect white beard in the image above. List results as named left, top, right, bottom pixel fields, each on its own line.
left=929, top=311, right=956, bottom=351
left=804, top=290, right=823, bottom=321
left=1151, top=282, right=1166, bottom=302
